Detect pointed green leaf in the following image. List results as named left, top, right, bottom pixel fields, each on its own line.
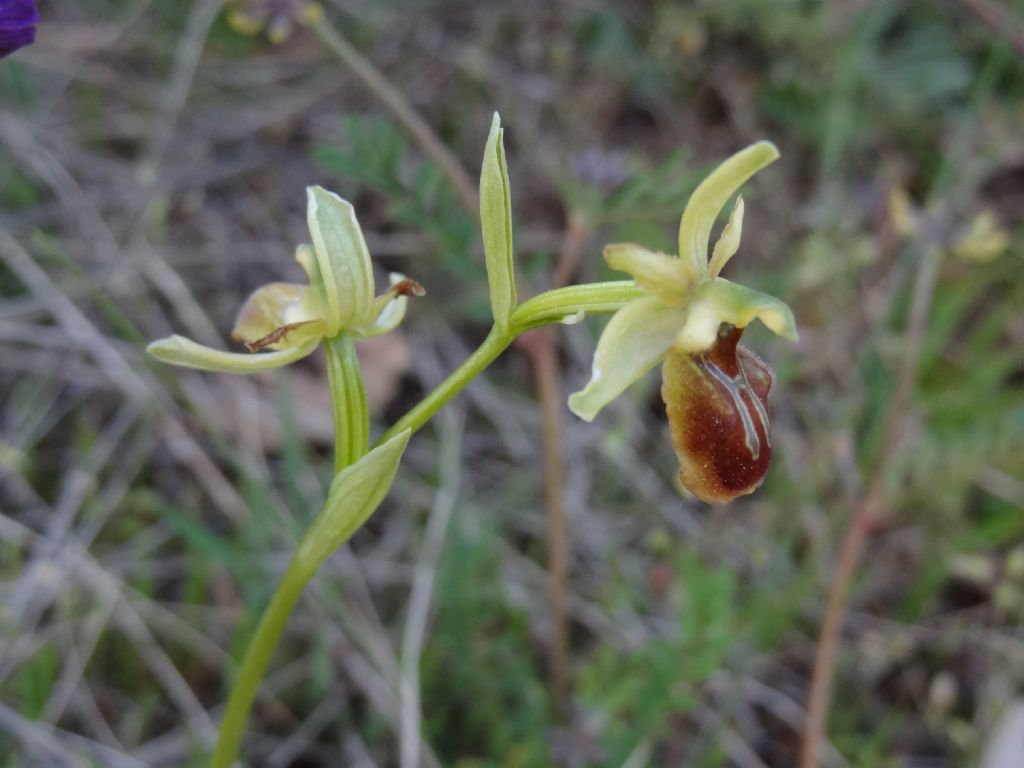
left=479, top=112, right=517, bottom=332
left=567, top=296, right=689, bottom=422
left=678, top=142, right=778, bottom=273
left=296, top=429, right=411, bottom=574
left=147, top=334, right=319, bottom=373
left=307, top=186, right=376, bottom=335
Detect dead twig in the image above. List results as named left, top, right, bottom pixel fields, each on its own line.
left=517, top=212, right=590, bottom=718
left=799, top=243, right=942, bottom=768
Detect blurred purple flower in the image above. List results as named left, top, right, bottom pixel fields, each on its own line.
left=0, top=0, right=37, bottom=59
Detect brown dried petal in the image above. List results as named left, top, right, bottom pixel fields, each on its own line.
left=661, top=325, right=774, bottom=503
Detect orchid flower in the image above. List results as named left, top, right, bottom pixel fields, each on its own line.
left=568, top=142, right=798, bottom=502
left=147, top=186, right=422, bottom=373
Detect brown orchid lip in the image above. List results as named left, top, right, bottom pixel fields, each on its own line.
left=662, top=323, right=775, bottom=504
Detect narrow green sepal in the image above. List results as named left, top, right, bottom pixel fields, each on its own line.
left=146, top=335, right=319, bottom=373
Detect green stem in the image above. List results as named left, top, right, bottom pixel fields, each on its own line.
left=210, top=282, right=638, bottom=766
left=324, top=334, right=368, bottom=472
left=379, top=282, right=641, bottom=444
left=510, top=281, right=642, bottom=332
left=380, top=326, right=512, bottom=443
left=211, top=335, right=369, bottom=768
left=210, top=557, right=307, bottom=768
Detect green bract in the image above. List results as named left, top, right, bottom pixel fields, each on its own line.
left=567, top=141, right=798, bottom=422
left=295, top=428, right=411, bottom=577
left=479, top=112, right=517, bottom=333
left=147, top=186, right=419, bottom=373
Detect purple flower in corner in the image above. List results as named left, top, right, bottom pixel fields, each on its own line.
left=0, top=0, right=38, bottom=59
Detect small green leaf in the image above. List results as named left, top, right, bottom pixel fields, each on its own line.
left=479, top=112, right=517, bottom=332
left=295, top=429, right=411, bottom=574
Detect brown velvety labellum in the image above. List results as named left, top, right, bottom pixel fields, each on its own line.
left=661, top=324, right=775, bottom=503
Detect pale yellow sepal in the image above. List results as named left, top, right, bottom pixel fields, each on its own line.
left=678, top=142, right=778, bottom=273
left=567, top=296, right=690, bottom=422
left=147, top=335, right=319, bottom=373
left=307, top=186, right=375, bottom=336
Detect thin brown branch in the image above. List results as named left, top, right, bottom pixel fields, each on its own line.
left=799, top=244, right=942, bottom=768
left=517, top=213, right=590, bottom=718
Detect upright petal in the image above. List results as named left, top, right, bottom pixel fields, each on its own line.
left=674, top=278, right=798, bottom=354
left=147, top=335, right=319, bottom=373
left=604, top=243, right=695, bottom=304
left=677, top=142, right=778, bottom=273
left=568, top=296, right=689, bottom=422
left=307, top=187, right=375, bottom=336
left=707, top=196, right=744, bottom=278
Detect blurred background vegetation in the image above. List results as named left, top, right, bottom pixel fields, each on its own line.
left=1, top=1, right=1023, bottom=766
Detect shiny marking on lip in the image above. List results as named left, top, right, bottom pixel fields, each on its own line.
left=704, top=357, right=765, bottom=461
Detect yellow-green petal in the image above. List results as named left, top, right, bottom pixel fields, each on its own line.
left=146, top=335, right=319, bottom=373
left=307, top=186, right=375, bottom=335
left=358, top=273, right=421, bottom=337
left=674, top=278, right=798, bottom=354
left=604, top=243, right=694, bottom=304
left=707, top=196, right=744, bottom=278
left=568, top=296, right=690, bottom=422
left=678, top=142, right=778, bottom=273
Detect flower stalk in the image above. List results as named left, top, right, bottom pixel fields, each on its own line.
left=147, top=121, right=798, bottom=766
left=324, top=333, right=368, bottom=472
